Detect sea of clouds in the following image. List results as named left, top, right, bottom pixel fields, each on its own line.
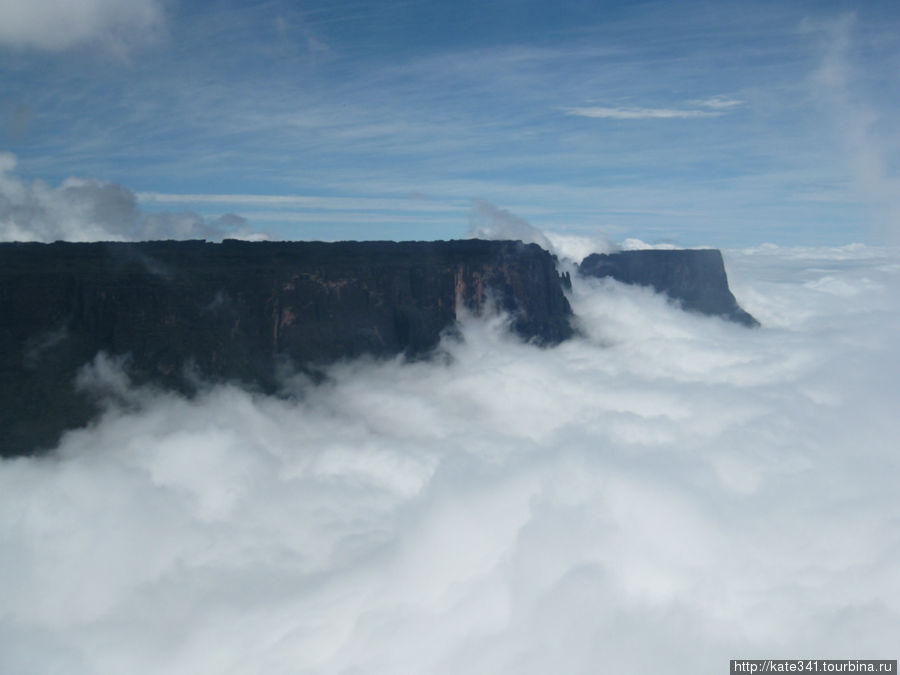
left=2, top=237, right=898, bottom=673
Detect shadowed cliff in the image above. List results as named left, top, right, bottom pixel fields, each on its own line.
left=578, top=249, right=758, bottom=327
left=1, top=239, right=573, bottom=457
left=0, top=240, right=757, bottom=457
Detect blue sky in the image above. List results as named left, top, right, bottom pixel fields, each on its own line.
left=2, top=0, right=899, bottom=246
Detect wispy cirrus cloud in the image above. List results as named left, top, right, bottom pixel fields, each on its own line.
left=564, top=105, right=721, bottom=120
left=137, top=192, right=465, bottom=213
left=690, top=95, right=744, bottom=109
left=564, top=98, right=744, bottom=120
left=2, top=0, right=892, bottom=246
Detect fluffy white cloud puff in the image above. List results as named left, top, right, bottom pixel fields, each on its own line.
left=0, top=152, right=264, bottom=242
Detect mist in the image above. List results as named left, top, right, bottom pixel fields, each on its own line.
left=1, top=243, right=899, bottom=673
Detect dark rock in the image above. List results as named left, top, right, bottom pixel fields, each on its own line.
left=0, top=239, right=572, bottom=457
left=578, top=248, right=758, bottom=327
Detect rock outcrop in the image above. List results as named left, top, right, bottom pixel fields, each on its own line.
left=0, top=239, right=573, bottom=456
left=578, top=249, right=758, bottom=327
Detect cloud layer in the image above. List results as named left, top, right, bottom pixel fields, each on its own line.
left=1, top=243, right=898, bottom=673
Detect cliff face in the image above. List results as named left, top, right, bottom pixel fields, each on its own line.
left=0, top=239, right=573, bottom=456
left=1, top=240, right=758, bottom=457
left=578, top=249, right=758, bottom=327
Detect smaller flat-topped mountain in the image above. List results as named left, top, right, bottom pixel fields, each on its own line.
left=578, top=248, right=758, bottom=327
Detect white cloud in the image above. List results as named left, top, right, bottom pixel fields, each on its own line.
left=0, top=0, right=164, bottom=51
left=1, top=243, right=898, bottom=672
left=619, top=237, right=682, bottom=250
left=467, top=199, right=555, bottom=251
left=808, top=15, right=900, bottom=242
left=564, top=106, right=722, bottom=120
left=0, top=152, right=139, bottom=241
left=563, top=96, right=744, bottom=121
left=690, top=95, right=744, bottom=109
left=0, top=152, right=266, bottom=242
left=544, top=231, right=613, bottom=262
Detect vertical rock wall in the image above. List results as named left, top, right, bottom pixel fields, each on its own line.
left=0, top=239, right=573, bottom=456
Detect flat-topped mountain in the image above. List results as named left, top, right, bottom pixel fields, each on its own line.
left=0, top=239, right=572, bottom=456
left=578, top=248, right=759, bottom=327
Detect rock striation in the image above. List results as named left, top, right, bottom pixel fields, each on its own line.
left=0, top=239, right=572, bottom=456
left=578, top=248, right=758, bottom=327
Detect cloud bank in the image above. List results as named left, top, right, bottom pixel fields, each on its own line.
left=0, top=152, right=266, bottom=242
left=0, top=0, right=164, bottom=51
left=1, top=242, right=898, bottom=673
